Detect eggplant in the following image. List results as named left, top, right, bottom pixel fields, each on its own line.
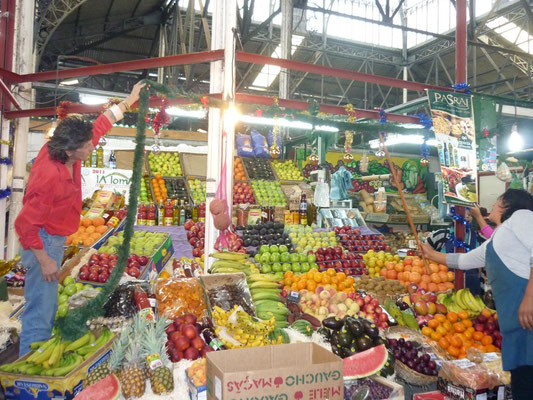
left=317, top=327, right=332, bottom=340
left=345, top=317, right=364, bottom=338
left=322, top=316, right=344, bottom=331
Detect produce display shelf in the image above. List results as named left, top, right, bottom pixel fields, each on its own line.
left=241, top=156, right=276, bottom=181
left=149, top=176, right=191, bottom=204
left=270, top=159, right=306, bottom=184
left=180, top=152, right=207, bottom=178
left=185, top=175, right=207, bottom=205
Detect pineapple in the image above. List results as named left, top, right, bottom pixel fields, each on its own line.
left=141, top=318, right=174, bottom=395
left=119, top=339, right=146, bottom=399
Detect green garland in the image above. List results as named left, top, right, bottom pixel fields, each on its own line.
left=56, top=80, right=176, bottom=340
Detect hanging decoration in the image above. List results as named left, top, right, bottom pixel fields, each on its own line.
left=418, top=113, right=432, bottom=166
left=56, top=101, right=73, bottom=121
left=448, top=206, right=472, bottom=252
left=0, top=157, right=11, bottom=165
left=375, top=109, right=387, bottom=159
left=360, top=151, right=369, bottom=173
left=308, top=152, right=319, bottom=165
left=150, top=97, right=170, bottom=154
left=343, top=130, right=354, bottom=163
left=269, top=118, right=281, bottom=159
left=0, top=187, right=11, bottom=200
left=451, top=82, right=471, bottom=94
left=0, top=139, right=12, bottom=146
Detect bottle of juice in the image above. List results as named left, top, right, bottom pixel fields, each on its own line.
left=146, top=203, right=156, bottom=226
left=164, top=199, right=174, bottom=226
left=192, top=203, right=199, bottom=222
left=96, top=145, right=104, bottom=168
left=180, top=200, right=186, bottom=225
left=158, top=200, right=164, bottom=225
left=137, top=203, right=146, bottom=225
left=172, top=201, right=180, bottom=226
left=198, top=202, right=206, bottom=222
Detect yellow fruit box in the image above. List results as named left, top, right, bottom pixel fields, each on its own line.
left=0, top=334, right=114, bottom=400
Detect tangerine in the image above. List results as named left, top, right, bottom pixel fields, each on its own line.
left=447, top=312, right=459, bottom=323
left=458, top=311, right=470, bottom=320
left=96, top=225, right=108, bottom=234
left=159, top=271, right=170, bottom=279
left=419, top=282, right=429, bottom=291
left=386, top=270, right=397, bottom=280
left=442, top=320, right=453, bottom=331
left=481, top=308, right=493, bottom=318
left=83, top=238, right=95, bottom=246
left=437, top=283, right=448, bottom=292
left=437, top=326, right=448, bottom=336
left=81, top=218, right=93, bottom=227
left=481, top=336, right=493, bottom=345
left=450, top=336, right=463, bottom=348
left=429, top=263, right=439, bottom=273
left=85, top=226, right=96, bottom=234
left=93, top=217, right=105, bottom=226
left=430, top=331, right=443, bottom=341
left=453, top=322, right=466, bottom=333
left=428, top=282, right=438, bottom=292
left=421, top=274, right=431, bottom=283
left=438, top=337, right=450, bottom=349
left=326, top=268, right=336, bottom=276
left=428, top=319, right=440, bottom=329
left=403, top=257, right=413, bottom=265
left=473, top=331, right=484, bottom=341
left=439, top=264, right=449, bottom=272
left=438, top=271, right=448, bottom=282
left=447, top=271, right=455, bottom=282
left=463, top=319, right=473, bottom=328
left=448, top=346, right=460, bottom=357
left=434, top=314, right=447, bottom=323
left=421, top=327, right=433, bottom=336
left=410, top=272, right=422, bottom=283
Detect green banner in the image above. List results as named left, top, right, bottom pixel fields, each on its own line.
left=428, top=90, right=478, bottom=206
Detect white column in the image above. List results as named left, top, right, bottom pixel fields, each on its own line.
left=204, top=0, right=236, bottom=272
left=279, top=0, right=293, bottom=100
left=6, top=0, right=34, bottom=258
left=0, top=118, right=9, bottom=253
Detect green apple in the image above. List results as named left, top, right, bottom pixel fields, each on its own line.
left=57, top=303, right=69, bottom=317
left=75, top=283, right=85, bottom=293
left=64, top=284, right=77, bottom=297
left=298, top=253, right=307, bottom=263
left=254, top=254, right=262, bottom=263
left=63, top=276, right=75, bottom=286
left=259, top=245, right=270, bottom=254
left=301, top=262, right=310, bottom=273
left=269, top=245, right=279, bottom=253
left=289, top=254, right=299, bottom=263
left=260, top=253, right=270, bottom=264
left=292, top=263, right=302, bottom=273
left=272, top=263, right=282, bottom=273
left=58, top=294, right=69, bottom=304
left=307, top=254, right=316, bottom=263
left=282, top=263, right=292, bottom=272
left=280, top=252, right=290, bottom=263
left=261, top=264, right=272, bottom=273
left=270, top=252, right=280, bottom=263
left=57, top=284, right=64, bottom=294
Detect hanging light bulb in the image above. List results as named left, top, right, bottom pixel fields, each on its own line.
left=508, top=123, right=524, bottom=152
left=47, top=120, right=57, bottom=139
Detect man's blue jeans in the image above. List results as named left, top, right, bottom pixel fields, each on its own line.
left=19, top=228, right=65, bottom=357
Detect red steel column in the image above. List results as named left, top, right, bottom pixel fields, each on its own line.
left=454, top=0, right=468, bottom=290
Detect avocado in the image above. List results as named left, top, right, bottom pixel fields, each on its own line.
left=345, top=317, right=364, bottom=338
left=336, top=330, right=353, bottom=348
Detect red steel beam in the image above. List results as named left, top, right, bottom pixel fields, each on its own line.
left=5, top=92, right=421, bottom=125
left=236, top=51, right=453, bottom=93
left=0, top=50, right=225, bottom=84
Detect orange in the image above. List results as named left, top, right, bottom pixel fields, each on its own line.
left=159, top=271, right=170, bottom=279
left=96, top=225, right=108, bottom=234
left=386, top=270, right=397, bottom=280
left=450, top=335, right=463, bottom=348
left=380, top=269, right=387, bottom=277
left=464, top=329, right=473, bottom=339
left=85, top=225, right=96, bottom=234
left=421, top=274, right=431, bottom=283
left=428, top=319, right=440, bottom=329
left=481, top=308, right=493, bottom=318
left=437, top=283, right=448, bottom=292
left=458, top=311, right=470, bottom=320
left=403, top=257, right=413, bottom=265
left=442, top=320, right=453, bottom=331
left=155, top=173, right=162, bottom=180
left=448, top=346, right=460, bottom=358
left=439, top=264, right=449, bottom=272
left=336, top=272, right=346, bottom=281
left=413, top=259, right=422, bottom=269
left=429, top=263, right=439, bottom=273
left=93, top=217, right=105, bottom=227
left=481, top=336, right=493, bottom=345
left=412, top=266, right=423, bottom=274
left=445, top=282, right=455, bottom=290
left=473, top=331, right=484, bottom=342
left=447, top=271, right=455, bottom=282
left=81, top=218, right=93, bottom=227
left=290, top=283, right=298, bottom=291
left=418, top=282, right=429, bottom=291
left=436, top=325, right=448, bottom=336
left=77, top=226, right=86, bottom=234
left=485, top=345, right=499, bottom=353
left=306, top=281, right=317, bottom=291
left=463, top=319, right=473, bottom=328
left=326, top=268, right=336, bottom=276
left=297, top=280, right=307, bottom=290
left=90, top=232, right=101, bottom=240
left=313, top=274, right=322, bottom=283
left=447, top=312, right=459, bottom=323
left=430, top=273, right=441, bottom=284
left=404, top=264, right=412, bottom=272
left=434, top=314, right=447, bottom=323
left=345, top=277, right=355, bottom=286
left=438, top=337, right=450, bottom=349
left=430, top=331, right=443, bottom=341
left=421, top=327, right=433, bottom=337
left=428, top=282, right=438, bottom=292
left=394, top=263, right=404, bottom=272
left=83, top=238, right=95, bottom=246
left=453, top=322, right=466, bottom=333
left=410, top=272, right=421, bottom=283
left=284, top=271, right=294, bottom=278
left=321, top=275, right=331, bottom=284
left=438, top=271, right=448, bottom=282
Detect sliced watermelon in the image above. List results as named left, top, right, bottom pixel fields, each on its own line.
left=343, top=344, right=388, bottom=380
left=75, top=374, right=120, bottom=400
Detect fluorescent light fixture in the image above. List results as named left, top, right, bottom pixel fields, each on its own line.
left=148, top=73, right=158, bottom=77
left=369, top=134, right=438, bottom=148
left=239, top=114, right=338, bottom=132
left=60, top=78, right=79, bottom=86
left=79, top=94, right=109, bottom=105
left=165, top=107, right=207, bottom=119
left=508, top=123, right=524, bottom=152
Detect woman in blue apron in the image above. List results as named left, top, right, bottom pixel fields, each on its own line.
left=422, top=189, right=533, bottom=400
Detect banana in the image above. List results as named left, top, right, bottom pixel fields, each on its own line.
left=25, top=365, right=44, bottom=376
left=32, top=339, right=59, bottom=365
left=251, top=292, right=282, bottom=302
left=26, top=338, right=56, bottom=363
left=47, top=342, right=66, bottom=368
left=16, top=363, right=33, bottom=374
left=210, top=252, right=248, bottom=261
left=53, top=354, right=84, bottom=376
left=211, top=267, right=250, bottom=275
left=454, top=290, right=468, bottom=310
left=463, top=290, right=482, bottom=313
left=64, top=331, right=91, bottom=353
left=76, top=329, right=112, bottom=356
left=211, top=260, right=250, bottom=270
left=249, top=281, right=280, bottom=289
left=247, top=274, right=280, bottom=282
left=29, top=340, right=47, bottom=350
left=0, top=361, right=27, bottom=373
left=250, top=288, right=282, bottom=296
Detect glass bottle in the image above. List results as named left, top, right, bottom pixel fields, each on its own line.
left=299, top=194, right=308, bottom=225
left=137, top=203, right=145, bottom=225
left=180, top=200, right=187, bottom=225
left=146, top=203, right=156, bottom=226
left=108, top=150, right=117, bottom=169
left=198, top=202, right=206, bottom=222
left=164, top=199, right=174, bottom=226
left=185, top=202, right=192, bottom=221
left=172, top=200, right=180, bottom=226
left=261, top=202, right=269, bottom=223
left=443, top=138, right=450, bottom=167
left=158, top=200, right=165, bottom=226
left=437, top=142, right=446, bottom=165
left=96, top=145, right=104, bottom=168
left=447, top=139, right=454, bottom=167
left=91, top=149, right=97, bottom=167
left=192, top=203, right=199, bottom=222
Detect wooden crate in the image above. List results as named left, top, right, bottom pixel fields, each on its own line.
left=181, top=152, right=207, bottom=177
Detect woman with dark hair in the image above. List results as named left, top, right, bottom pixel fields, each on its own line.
left=15, top=82, right=145, bottom=357
left=422, top=189, right=533, bottom=400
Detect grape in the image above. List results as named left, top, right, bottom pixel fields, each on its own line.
left=344, top=378, right=393, bottom=400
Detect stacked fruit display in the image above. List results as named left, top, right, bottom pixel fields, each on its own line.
left=165, top=178, right=188, bottom=200
left=184, top=220, right=205, bottom=257
left=422, top=310, right=500, bottom=359
left=354, top=276, right=407, bottom=297
left=251, top=180, right=286, bottom=206
left=286, top=224, right=338, bottom=253
left=320, top=315, right=389, bottom=360
left=302, top=162, right=319, bottom=178
left=233, top=157, right=247, bottom=180
left=247, top=273, right=289, bottom=328
left=282, top=269, right=355, bottom=295
left=395, top=259, right=455, bottom=292
left=409, top=289, right=449, bottom=327
left=139, top=176, right=153, bottom=203
left=57, top=276, right=94, bottom=318
left=188, top=179, right=206, bottom=204
left=151, top=174, right=168, bottom=203
left=254, top=245, right=316, bottom=274
left=242, top=222, right=291, bottom=248
left=271, top=160, right=304, bottom=181
left=388, top=338, right=438, bottom=376
left=334, top=226, right=389, bottom=253
left=165, top=313, right=214, bottom=363
left=472, top=309, right=501, bottom=349
left=362, top=250, right=401, bottom=277
left=232, top=182, right=255, bottom=205
left=314, top=246, right=365, bottom=276
left=148, top=151, right=182, bottom=176
left=243, top=157, right=274, bottom=180
left=98, top=230, right=167, bottom=257
left=211, top=304, right=276, bottom=348
left=77, top=252, right=150, bottom=283
left=65, top=217, right=109, bottom=247
left=0, top=329, right=114, bottom=376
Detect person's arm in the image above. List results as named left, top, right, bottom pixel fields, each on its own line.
left=421, top=241, right=488, bottom=270
left=92, top=82, right=146, bottom=145
left=470, top=205, right=489, bottom=229
left=480, top=224, right=495, bottom=238
left=519, top=269, right=533, bottom=330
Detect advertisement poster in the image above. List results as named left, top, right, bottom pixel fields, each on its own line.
left=81, top=167, right=132, bottom=200
left=427, top=90, right=478, bottom=206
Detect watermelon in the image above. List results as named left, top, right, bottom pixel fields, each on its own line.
left=75, top=374, right=120, bottom=400
left=343, top=344, right=388, bottom=379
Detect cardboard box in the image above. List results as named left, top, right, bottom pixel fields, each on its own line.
left=187, top=367, right=207, bottom=400
left=144, top=234, right=174, bottom=276
left=413, top=391, right=450, bottom=400
left=0, top=336, right=113, bottom=400
left=206, top=343, right=343, bottom=400
left=437, top=377, right=510, bottom=400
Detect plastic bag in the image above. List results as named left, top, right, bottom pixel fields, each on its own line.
left=236, top=133, right=254, bottom=158
left=496, top=162, right=512, bottom=182
left=466, top=348, right=511, bottom=385
left=438, top=359, right=500, bottom=390
left=251, top=129, right=270, bottom=158
left=156, top=277, right=206, bottom=320
left=104, top=284, right=136, bottom=318
left=202, top=274, right=255, bottom=316
left=374, top=187, right=387, bottom=213
left=267, top=128, right=282, bottom=149
left=509, top=172, right=524, bottom=189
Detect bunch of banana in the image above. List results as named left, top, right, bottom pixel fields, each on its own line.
left=0, top=329, right=114, bottom=377
left=247, top=273, right=288, bottom=328
left=438, top=289, right=487, bottom=316
left=212, top=305, right=275, bottom=348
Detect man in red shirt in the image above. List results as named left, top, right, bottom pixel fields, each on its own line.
left=15, top=82, right=145, bottom=356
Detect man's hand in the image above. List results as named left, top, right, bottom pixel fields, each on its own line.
left=37, top=253, right=59, bottom=282
left=518, top=295, right=533, bottom=330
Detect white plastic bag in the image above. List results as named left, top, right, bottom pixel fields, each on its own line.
left=496, top=162, right=512, bottom=182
